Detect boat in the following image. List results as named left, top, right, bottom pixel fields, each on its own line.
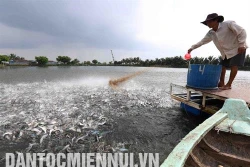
left=170, top=83, right=250, bottom=116
left=161, top=98, right=250, bottom=167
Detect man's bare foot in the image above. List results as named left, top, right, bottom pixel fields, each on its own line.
left=219, top=84, right=231, bottom=90
left=218, top=81, right=225, bottom=87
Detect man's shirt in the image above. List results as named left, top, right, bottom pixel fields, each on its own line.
left=191, top=21, right=248, bottom=60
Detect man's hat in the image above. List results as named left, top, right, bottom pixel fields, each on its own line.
left=201, top=13, right=224, bottom=25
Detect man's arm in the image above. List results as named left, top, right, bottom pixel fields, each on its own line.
left=188, top=32, right=212, bottom=53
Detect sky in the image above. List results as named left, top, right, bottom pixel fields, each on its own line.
left=0, top=0, right=249, bottom=63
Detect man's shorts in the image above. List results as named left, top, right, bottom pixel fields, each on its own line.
left=220, top=52, right=246, bottom=68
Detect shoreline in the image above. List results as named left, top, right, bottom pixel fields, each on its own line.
left=1, top=64, right=250, bottom=71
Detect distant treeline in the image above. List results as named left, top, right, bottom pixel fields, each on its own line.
left=1, top=53, right=250, bottom=70
left=114, top=55, right=250, bottom=69
left=115, top=56, right=220, bottom=67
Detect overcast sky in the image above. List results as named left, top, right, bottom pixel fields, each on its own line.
left=0, top=0, right=249, bottom=62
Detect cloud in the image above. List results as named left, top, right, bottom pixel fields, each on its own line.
left=0, top=23, right=56, bottom=49
left=0, top=0, right=249, bottom=62
left=0, top=0, right=150, bottom=50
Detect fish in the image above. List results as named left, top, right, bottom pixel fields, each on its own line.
left=31, top=128, right=42, bottom=135
left=3, top=132, right=12, bottom=138
left=3, top=132, right=13, bottom=140
left=28, top=121, right=39, bottom=128
left=18, top=130, right=24, bottom=139
left=77, top=122, right=85, bottom=127
left=48, top=120, right=58, bottom=125
left=60, top=144, right=70, bottom=152
left=49, top=129, right=55, bottom=136
left=38, top=126, right=47, bottom=133
left=40, top=134, right=48, bottom=144
left=71, top=137, right=76, bottom=144
left=98, top=121, right=106, bottom=126
left=69, top=126, right=76, bottom=132
left=42, top=149, right=50, bottom=153
left=69, top=137, right=76, bottom=146
left=26, top=143, right=39, bottom=152
left=76, top=134, right=88, bottom=143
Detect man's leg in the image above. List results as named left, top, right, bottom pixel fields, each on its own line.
left=218, top=66, right=226, bottom=87
left=219, top=52, right=245, bottom=89
left=225, top=66, right=238, bottom=88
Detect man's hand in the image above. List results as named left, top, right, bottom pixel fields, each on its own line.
left=188, top=48, right=193, bottom=53
left=238, top=47, right=246, bottom=54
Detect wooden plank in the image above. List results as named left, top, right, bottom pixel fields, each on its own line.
left=171, top=94, right=218, bottom=114
left=171, top=95, right=201, bottom=110
left=202, top=95, right=206, bottom=107
left=200, top=88, right=250, bottom=104
left=187, top=90, right=191, bottom=101
left=170, top=83, right=250, bottom=104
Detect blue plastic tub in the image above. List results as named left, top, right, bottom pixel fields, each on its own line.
left=180, top=103, right=211, bottom=117
left=187, top=64, right=222, bottom=89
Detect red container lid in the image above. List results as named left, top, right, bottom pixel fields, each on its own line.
left=184, top=53, right=191, bottom=60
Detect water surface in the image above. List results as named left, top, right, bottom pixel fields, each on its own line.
left=0, top=66, right=249, bottom=164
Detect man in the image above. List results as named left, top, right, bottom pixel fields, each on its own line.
left=188, top=13, right=248, bottom=90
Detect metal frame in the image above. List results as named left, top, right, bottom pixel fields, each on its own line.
left=170, top=83, right=223, bottom=114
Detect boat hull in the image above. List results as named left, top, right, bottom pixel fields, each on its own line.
left=185, top=129, right=250, bottom=167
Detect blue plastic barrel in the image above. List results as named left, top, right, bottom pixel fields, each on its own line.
left=187, top=64, right=222, bottom=89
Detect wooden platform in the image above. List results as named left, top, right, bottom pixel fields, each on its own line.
left=200, top=88, right=250, bottom=104
left=170, top=83, right=250, bottom=114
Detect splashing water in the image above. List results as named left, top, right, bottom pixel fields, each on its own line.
left=109, top=69, right=149, bottom=89
left=0, top=77, right=176, bottom=152
left=0, top=67, right=201, bottom=164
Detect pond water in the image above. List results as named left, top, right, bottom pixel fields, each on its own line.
left=0, top=66, right=250, bottom=164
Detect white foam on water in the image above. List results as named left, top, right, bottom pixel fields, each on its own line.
left=60, top=77, right=111, bottom=88
left=0, top=81, right=106, bottom=130
left=0, top=76, right=175, bottom=154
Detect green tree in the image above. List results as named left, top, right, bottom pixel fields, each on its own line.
left=71, top=58, right=80, bottom=65
left=9, top=53, right=17, bottom=60
left=245, top=54, right=250, bottom=66
left=86, top=61, right=91, bottom=65
left=83, top=61, right=91, bottom=65
left=171, top=56, right=186, bottom=67
left=190, top=56, right=204, bottom=64
left=56, top=56, right=71, bottom=64
left=0, top=55, right=9, bottom=63
left=9, top=53, right=22, bottom=60
left=35, top=56, right=48, bottom=66
left=92, top=59, right=98, bottom=65
left=165, top=57, right=172, bottom=66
